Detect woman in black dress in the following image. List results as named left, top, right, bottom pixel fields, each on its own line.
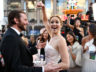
left=67, top=16, right=84, bottom=44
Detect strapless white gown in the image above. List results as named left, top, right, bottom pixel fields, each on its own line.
left=45, top=42, right=61, bottom=64
left=82, top=39, right=96, bottom=72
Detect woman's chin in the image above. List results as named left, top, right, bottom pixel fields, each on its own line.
left=52, top=31, right=58, bottom=34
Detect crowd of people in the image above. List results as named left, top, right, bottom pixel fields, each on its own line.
left=0, top=1, right=96, bottom=72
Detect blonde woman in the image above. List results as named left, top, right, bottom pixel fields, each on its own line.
left=37, top=1, right=69, bottom=72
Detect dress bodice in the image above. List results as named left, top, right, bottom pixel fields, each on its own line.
left=45, top=42, right=60, bottom=64
left=73, top=27, right=83, bottom=44
left=84, top=39, right=95, bottom=52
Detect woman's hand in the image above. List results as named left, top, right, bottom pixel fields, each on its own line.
left=68, top=46, right=72, bottom=53
left=36, top=1, right=45, bottom=8
left=44, top=62, right=60, bottom=72
left=68, top=46, right=76, bottom=61
left=36, top=42, right=46, bottom=49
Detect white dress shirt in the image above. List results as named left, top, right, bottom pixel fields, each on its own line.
left=11, top=27, right=20, bottom=35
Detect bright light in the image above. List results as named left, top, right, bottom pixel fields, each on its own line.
left=93, top=3, right=96, bottom=21
left=28, top=1, right=35, bottom=9
left=0, top=0, right=4, bottom=21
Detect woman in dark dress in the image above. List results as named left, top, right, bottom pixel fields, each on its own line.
left=67, top=16, right=84, bottom=44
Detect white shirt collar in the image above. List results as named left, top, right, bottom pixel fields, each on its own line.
left=11, top=27, right=20, bottom=35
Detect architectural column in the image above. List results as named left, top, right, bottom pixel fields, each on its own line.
left=25, top=0, right=28, bottom=16
left=0, top=0, right=4, bottom=30
left=36, top=0, right=40, bottom=25
left=88, top=0, right=92, bottom=5
left=53, top=0, right=57, bottom=15
left=93, top=3, right=96, bottom=21
left=0, top=0, right=4, bottom=21
left=21, top=0, right=25, bottom=11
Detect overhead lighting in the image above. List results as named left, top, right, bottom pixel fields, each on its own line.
left=28, top=1, right=35, bottom=9
left=10, top=2, right=20, bottom=8
left=10, top=2, right=20, bottom=5
left=93, top=3, right=96, bottom=21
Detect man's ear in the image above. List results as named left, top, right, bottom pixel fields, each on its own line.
left=14, top=18, right=19, bottom=24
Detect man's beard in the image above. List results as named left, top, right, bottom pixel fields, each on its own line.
left=17, top=22, right=26, bottom=31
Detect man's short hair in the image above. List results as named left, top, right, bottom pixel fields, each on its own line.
left=7, top=10, right=26, bottom=28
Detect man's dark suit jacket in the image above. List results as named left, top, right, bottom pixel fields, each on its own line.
left=0, top=28, right=42, bottom=72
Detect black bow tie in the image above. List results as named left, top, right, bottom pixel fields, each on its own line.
left=19, top=33, right=23, bottom=37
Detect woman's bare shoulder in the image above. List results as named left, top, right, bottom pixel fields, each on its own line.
left=80, top=27, right=84, bottom=31
left=82, top=35, right=89, bottom=41
left=58, top=36, right=66, bottom=43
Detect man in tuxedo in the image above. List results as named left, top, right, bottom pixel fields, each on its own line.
left=0, top=10, right=57, bottom=72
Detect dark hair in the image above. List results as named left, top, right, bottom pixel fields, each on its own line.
left=89, top=23, right=96, bottom=46
left=90, top=2, right=93, bottom=6
left=74, top=18, right=81, bottom=26
left=42, top=29, right=50, bottom=42
left=66, top=31, right=77, bottom=45
left=7, top=10, right=26, bottom=28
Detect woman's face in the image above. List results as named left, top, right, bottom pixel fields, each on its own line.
left=50, top=17, right=61, bottom=34
left=66, top=34, right=74, bottom=43
left=43, top=30, right=48, bottom=40
left=75, top=20, right=81, bottom=27
left=30, top=36, right=35, bottom=41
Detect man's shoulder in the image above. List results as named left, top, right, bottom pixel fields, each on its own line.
left=4, top=28, right=18, bottom=38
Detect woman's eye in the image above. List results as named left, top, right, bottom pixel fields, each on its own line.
left=56, top=21, right=59, bottom=24
left=50, top=21, right=59, bottom=24
left=51, top=21, right=54, bottom=24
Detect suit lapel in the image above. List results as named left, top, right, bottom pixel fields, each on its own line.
left=9, top=28, right=32, bottom=55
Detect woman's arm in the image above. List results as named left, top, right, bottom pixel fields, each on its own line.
left=82, top=37, right=86, bottom=48
left=81, top=36, right=88, bottom=48
left=69, top=44, right=82, bottom=67
left=79, top=28, right=84, bottom=37
left=56, top=37, right=69, bottom=70
left=75, top=45, right=82, bottom=66
left=70, top=52, right=76, bottom=61
left=68, top=46, right=76, bottom=61
left=83, top=46, right=89, bottom=53
left=67, top=16, right=74, bottom=30
left=37, top=2, right=51, bottom=36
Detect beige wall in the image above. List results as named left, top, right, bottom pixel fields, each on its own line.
left=88, top=0, right=93, bottom=5
left=78, top=0, right=86, bottom=13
